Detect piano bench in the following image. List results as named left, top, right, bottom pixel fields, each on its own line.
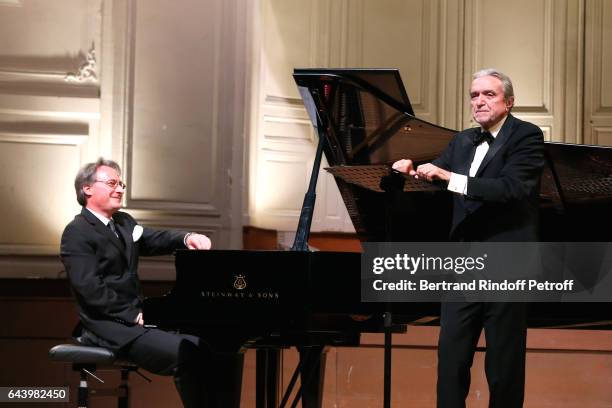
left=49, top=344, right=143, bottom=408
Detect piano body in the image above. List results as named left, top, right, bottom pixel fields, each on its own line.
left=144, top=69, right=612, bottom=407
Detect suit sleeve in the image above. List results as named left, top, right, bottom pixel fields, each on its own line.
left=61, top=223, right=140, bottom=324
left=117, top=212, right=187, bottom=256
left=466, top=125, right=544, bottom=203
left=139, top=227, right=188, bottom=256
left=432, top=132, right=461, bottom=171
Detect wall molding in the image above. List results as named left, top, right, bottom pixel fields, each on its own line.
left=0, top=94, right=100, bottom=119
left=0, top=54, right=100, bottom=97
left=0, top=132, right=87, bottom=145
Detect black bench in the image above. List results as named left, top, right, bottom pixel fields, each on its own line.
left=49, top=344, right=149, bottom=408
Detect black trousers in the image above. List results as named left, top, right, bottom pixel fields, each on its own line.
left=120, top=329, right=211, bottom=408
left=436, top=302, right=527, bottom=408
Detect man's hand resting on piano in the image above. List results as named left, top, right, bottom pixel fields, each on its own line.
left=392, top=159, right=451, bottom=182
left=184, top=233, right=212, bottom=250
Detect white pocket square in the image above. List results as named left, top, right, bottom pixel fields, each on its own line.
left=132, top=225, right=143, bottom=242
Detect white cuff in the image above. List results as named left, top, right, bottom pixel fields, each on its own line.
left=447, top=172, right=468, bottom=195
left=183, top=232, right=194, bottom=247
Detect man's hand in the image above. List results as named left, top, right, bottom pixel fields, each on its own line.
left=185, top=233, right=212, bottom=250
left=392, top=159, right=450, bottom=182
left=415, top=163, right=451, bottom=182
left=392, top=159, right=417, bottom=176
left=135, top=312, right=144, bottom=326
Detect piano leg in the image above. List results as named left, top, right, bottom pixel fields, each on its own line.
left=298, top=346, right=327, bottom=408
left=256, top=348, right=280, bottom=408
left=208, top=351, right=244, bottom=408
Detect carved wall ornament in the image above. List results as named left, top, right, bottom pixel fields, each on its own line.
left=65, top=48, right=98, bottom=83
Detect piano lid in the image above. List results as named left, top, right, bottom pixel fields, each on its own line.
left=293, top=68, right=456, bottom=242
left=293, top=68, right=455, bottom=168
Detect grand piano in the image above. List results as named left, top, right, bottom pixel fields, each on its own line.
left=144, top=69, right=612, bottom=408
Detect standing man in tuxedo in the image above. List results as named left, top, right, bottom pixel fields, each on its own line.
left=61, top=158, right=212, bottom=407
left=393, top=69, right=545, bottom=407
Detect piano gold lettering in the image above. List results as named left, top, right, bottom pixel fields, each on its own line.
left=257, top=292, right=280, bottom=299
left=200, top=290, right=280, bottom=300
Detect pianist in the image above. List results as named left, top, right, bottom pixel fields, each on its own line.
left=393, top=69, right=544, bottom=408
left=60, top=158, right=212, bottom=408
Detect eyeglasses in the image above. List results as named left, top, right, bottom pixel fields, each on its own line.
left=93, top=179, right=127, bottom=190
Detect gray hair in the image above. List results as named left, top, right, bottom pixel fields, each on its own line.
left=74, top=158, right=122, bottom=206
left=472, top=68, right=514, bottom=102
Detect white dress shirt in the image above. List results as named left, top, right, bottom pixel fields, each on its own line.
left=86, top=207, right=112, bottom=226
left=447, top=115, right=508, bottom=195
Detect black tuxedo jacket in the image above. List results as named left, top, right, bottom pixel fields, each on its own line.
left=60, top=208, right=187, bottom=350
left=432, top=114, right=545, bottom=241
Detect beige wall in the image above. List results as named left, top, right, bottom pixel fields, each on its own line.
left=0, top=0, right=611, bottom=262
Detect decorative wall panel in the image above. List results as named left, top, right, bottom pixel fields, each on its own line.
left=108, top=0, right=249, bottom=252
left=347, top=0, right=439, bottom=122
left=584, top=0, right=612, bottom=146
left=463, top=0, right=583, bottom=142
left=129, top=0, right=221, bottom=212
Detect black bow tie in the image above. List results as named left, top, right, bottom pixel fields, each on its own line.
left=473, top=130, right=495, bottom=146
